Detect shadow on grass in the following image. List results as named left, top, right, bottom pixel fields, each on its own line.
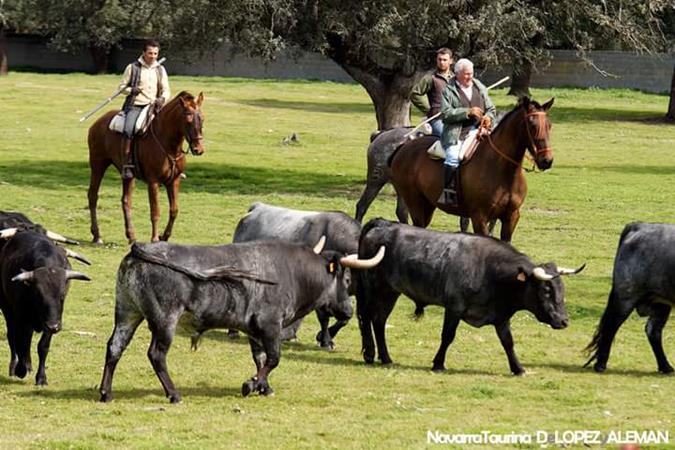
left=558, top=164, right=675, bottom=176
left=0, top=160, right=365, bottom=197
left=529, top=362, right=670, bottom=377
left=20, top=384, right=242, bottom=401
left=235, top=98, right=374, bottom=114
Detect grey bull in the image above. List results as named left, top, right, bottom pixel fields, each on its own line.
left=99, top=240, right=384, bottom=402
left=585, top=222, right=675, bottom=374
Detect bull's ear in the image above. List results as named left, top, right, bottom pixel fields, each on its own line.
left=516, top=267, right=527, bottom=282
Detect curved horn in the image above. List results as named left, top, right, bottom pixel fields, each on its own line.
left=64, top=248, right=92, bottom=266
left=340, top=246, right=385, bottom=269
left=0, top=227, right=18, bottom=239
left=46, top=230, right=79, bottom=245
left=12, top=270, right=34, bottom=283
left=532, top=267, right=554, bottom=281
left=313, top=236, right=326, bottom=254
left=557, top=263, right=586, bottom=276
left=65, top=270, right=91, bottom=281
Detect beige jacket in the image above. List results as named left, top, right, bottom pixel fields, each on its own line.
left=118, top=56, right=170, bottom=106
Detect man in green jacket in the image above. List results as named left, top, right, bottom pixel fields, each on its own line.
left=410, top=48, right=453, bottom=137
left=438, top=58, right=496, bottom=205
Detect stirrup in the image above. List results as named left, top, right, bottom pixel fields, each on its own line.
left=437, top=188, right=457, bottom=206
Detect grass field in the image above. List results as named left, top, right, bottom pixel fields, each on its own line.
left=0, top=72, right=674, bottom=449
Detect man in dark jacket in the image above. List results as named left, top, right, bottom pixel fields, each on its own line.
left=410, top=48, right=453, bottom=137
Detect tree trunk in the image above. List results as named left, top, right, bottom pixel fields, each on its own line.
left=0, top=27, right=8, bottom=76
left=340, top=66, right=414, bottom=130
left=89, top=45, right=109, bottom=74
left=508, top=60, right=532, bottom=97
left=667, top=63, right=675, bottom=122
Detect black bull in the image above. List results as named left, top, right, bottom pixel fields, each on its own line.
left=99, top=240, right=384, bottom=402
left=585, top=222, right=675, bottom=374
left=356, top=219, right=584, bottom=374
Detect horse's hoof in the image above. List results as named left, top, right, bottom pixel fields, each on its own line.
left=259, top=386, right=274, bottom=396
left=431, top=365, right=446, bottom=373
left=593, top=363, right=607, bottom=373
left=512, top=369, right=526, bottom=377
left=92, top=238, right=103, bottom=245
left=659, top=365, right=674, bottom=374
left=35, top=375, right=48, bottom=386
left=169, top=394, right=182, bottom=404
left=100, top=391, right=112, bottom=403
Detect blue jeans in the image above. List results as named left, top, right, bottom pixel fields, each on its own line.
left=429, top=118, right=443, bottom=138
left=444, top=127, right=478, bottom=168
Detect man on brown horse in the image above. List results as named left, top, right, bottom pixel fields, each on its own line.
left=410, top=48, right=454, bottom=138
left=118, top=39, right=171, bottom=179
left=439, top=58, right=495, bottom=205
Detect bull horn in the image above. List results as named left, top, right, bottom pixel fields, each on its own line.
left=64, top=248, right=92, bottom=266
left=313, top=236, right=326, bottom=254
left=46, top=230, right=79, bottom=245
left=557, top=263, right=586, bottom=276
left=0, top=227, right=18, bottom=239
left=11, top=270, right=34, bottom=283
left=340, top=246, right=385, bottom=269
left=532, top=267, right=554, bottom=281
left=66, top=270, right=91, bottom=281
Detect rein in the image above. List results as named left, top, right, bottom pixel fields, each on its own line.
left=149, top=116, right=187, bottom=182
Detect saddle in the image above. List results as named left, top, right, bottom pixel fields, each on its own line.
left=426, top=131, right=481, bottom=163
left=108, top=104, right=154, bottom=135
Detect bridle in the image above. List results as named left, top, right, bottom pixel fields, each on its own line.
left=485, top=109, right=551, bottom=172
left=182, top=108, right=204, bottom=155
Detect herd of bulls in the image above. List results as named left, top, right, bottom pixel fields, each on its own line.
left=0, top=205, right=673, bottom=402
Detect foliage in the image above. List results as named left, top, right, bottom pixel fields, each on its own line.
left=0, top=72, right=674, bottom=448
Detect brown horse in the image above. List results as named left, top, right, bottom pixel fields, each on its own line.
left=389, top=96, right=554, bottom=242
left=87, top=91, right=205, bottom=244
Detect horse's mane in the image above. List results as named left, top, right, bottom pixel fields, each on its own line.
left=492, top=97, right=545, bottom=133
left=164, top=91, right=195, bottom=110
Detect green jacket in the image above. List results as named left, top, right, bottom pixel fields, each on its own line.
left=439, top=78, right=496, bottom=147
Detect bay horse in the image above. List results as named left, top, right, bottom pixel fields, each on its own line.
left=389, top=96, right=554, bottom=243
left=87, top=91, right=205, bottom=244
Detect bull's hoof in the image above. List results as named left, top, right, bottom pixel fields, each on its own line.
left=593, top=363, right=607, bottom=373
left=658, top=365, right=674, bottom=374
left=242, top=379, right=256, bottom=397
left=259, top=385, right=274, bottom=396
left=14, top=364, right=28, bottom=379
left=92, top=238, right=103, bottom=245
left=35, top=375, right=48, bottom=386
left=168, top=394, right=182, bottom=404
left=363, top=355, right=375, bottom=365
left=431, top=365, right=446, bottom=373
left=100, top=391, right=113, bottom=403
left=512, top=369, right=526, bottom=376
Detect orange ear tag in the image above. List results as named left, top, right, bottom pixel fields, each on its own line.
left=516, top=272, right=527, bottom=282
left=329, top=262, right=336, bottom=273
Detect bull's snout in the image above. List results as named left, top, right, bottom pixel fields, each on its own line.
left=550, top=317, right=568, bottom=330
left=45, top=321, right=62, bottom=333
left=333, top=302, right=353, bottom=322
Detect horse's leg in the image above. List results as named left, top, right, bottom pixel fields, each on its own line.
left=499, top=209, right=521, bottom=243
left=88, top=158, right=110, bottom=244
left=121, top=178, right=136, bottom=244
left=395, top=194, right=409, bottom=224
left=459, top=217, right=470, bottom=232
left=471, top=216, right=490, bottom=236
left=354, top=176, right=387, bottom=223
left=147, top=181, right=161, bottom=242
left=403, top=191, right=434, bottom=228
left=160, top=179, right=180, bottom=241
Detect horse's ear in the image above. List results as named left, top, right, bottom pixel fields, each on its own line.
left=179, top=96, right=189, bottom=108
left=542, top=97, right=554, bottom=111
left=197, top=92, right=204, bottom=107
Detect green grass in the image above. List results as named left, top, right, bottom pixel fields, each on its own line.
left=0, top=72, right=674, bottom=449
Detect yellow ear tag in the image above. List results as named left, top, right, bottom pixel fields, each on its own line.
left=329, top=262, right=336, bottom=273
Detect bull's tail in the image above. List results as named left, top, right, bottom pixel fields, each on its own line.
left=130, top=244, right=276, bottom=285
left=583, top=287, right=617, bottom=367
left=358, top=218, right=391, bottom=257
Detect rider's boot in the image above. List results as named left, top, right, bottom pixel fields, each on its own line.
left=437, top=164, right=458, bottom=206
left=121, top=138, right=134, bottom=180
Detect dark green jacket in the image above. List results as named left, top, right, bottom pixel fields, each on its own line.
left=440, top=78, right=496, bottom=147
